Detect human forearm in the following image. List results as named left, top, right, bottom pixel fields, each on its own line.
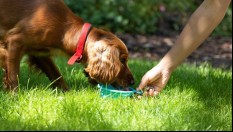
left=159, top=0, right=231, bottom=71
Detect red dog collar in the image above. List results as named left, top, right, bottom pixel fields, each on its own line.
left=68, top=23, right=92, bottom=65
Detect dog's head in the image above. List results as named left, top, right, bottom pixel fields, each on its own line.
left=84, top=28, right=135, bottom=88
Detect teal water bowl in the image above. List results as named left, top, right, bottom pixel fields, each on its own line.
left=97, top=84, right=143, bottom=98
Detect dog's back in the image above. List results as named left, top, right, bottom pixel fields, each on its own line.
left=0, top=0, right=39, bottom=32
left=0, top=0, right=76, bottom=39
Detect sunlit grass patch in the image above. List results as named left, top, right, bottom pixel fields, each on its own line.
left=0, top=57, right=232, bottom=130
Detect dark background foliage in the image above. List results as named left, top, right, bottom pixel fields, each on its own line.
left=64, top=0, right=232, bottom=36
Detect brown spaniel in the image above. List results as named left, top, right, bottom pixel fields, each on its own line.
left=0, top=0, right=135, bottom=92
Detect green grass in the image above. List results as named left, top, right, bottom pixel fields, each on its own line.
left=0, top=57, right=232, bottom=131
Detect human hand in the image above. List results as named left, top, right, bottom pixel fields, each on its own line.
left=136, top=64, right=172, bottom=96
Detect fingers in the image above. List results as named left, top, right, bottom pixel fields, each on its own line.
left=143, top=86, right=160, bottom=96
left=136, top=76, right=149, bottom=91
left=149, top=88, right=159, bottom=96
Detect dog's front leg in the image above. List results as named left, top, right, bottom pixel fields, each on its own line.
left=6, top=41, right=24, bottom=91
left=28, top=56, right=69, bottom=91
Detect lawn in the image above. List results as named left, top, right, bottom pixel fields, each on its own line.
left=0, top=57, right=232, bottom=131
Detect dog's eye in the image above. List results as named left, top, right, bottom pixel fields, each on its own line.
left=120, top=58, right=127, bottom=64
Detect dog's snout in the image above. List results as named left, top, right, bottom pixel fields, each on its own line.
left=130, top=78, right=135, bottom=85
left=130, top=79, right=135, bottom=85
left=126, top=74, right=135, bottom=86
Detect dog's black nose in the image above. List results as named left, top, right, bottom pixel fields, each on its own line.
left=130, top=79, right=135, bottom=85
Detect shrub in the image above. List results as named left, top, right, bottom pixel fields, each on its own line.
left=64, top=0, right=232, bottom=36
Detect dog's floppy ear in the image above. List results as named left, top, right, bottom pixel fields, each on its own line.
left=85, top=42, right=121, bottom=83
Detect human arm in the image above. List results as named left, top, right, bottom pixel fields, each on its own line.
left=137, top=0, right=231, bottom=95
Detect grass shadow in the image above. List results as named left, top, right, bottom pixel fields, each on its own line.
left=0, top=57, right=94, bottom=92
